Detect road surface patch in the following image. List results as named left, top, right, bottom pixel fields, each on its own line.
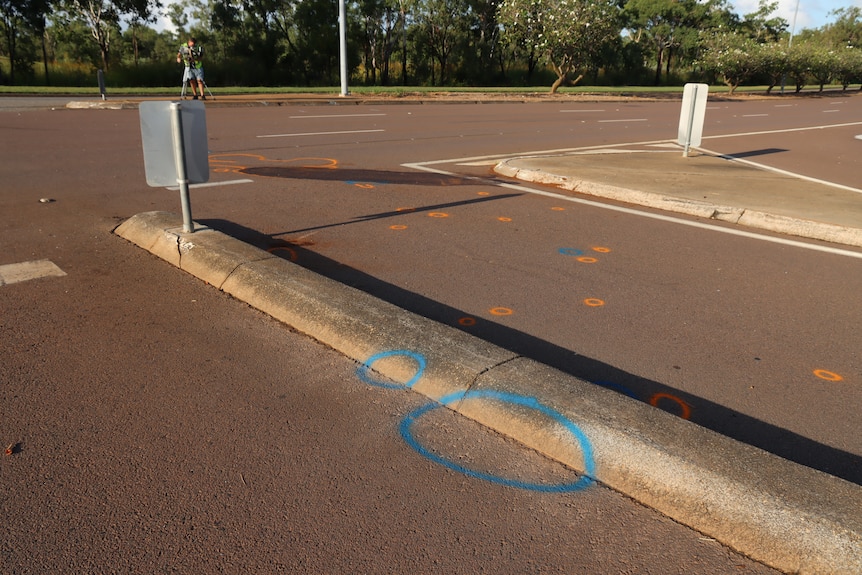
left=0, top=259, right=66, bottom=286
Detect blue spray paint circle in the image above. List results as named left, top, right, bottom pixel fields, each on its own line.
left=558, top=248, right=585, bottom=256
left=400, top=390, right=596, bottom=492
left=356, top=350, right=427, bottom=389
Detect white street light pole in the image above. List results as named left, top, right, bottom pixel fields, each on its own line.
left=339, top=0, right=349, bottom=96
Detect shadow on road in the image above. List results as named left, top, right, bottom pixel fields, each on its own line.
left=265, top=192, right=523, bottom=236
left=202, top=218, right=862, bottom=487
left=242, top=165, right=480, bottom=186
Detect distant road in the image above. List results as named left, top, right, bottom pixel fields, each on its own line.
left=0, top=96, right=80, bottom=111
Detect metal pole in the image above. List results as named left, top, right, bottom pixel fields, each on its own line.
left=683, top=85, right=698, bottom=157
left=781, top=0, right=801, bottom=94
left=338, top=0, right=349, bottom=96
left=97, top=69, right=106, bottom=101
left=169, top=102, right=194, bottom=233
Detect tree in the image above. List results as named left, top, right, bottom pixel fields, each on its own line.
left=624, top=0, right=688, bottom=85
left=833, top=46, right=862, bottom=90
left=414, top=0, right=469, bottom=85
left=1, top=0, right=49, bottom=83
left=698, top=31, right=760, bottom=94
left=739, top=0, right=786, bottom=43
left=498, top=0, right=621, bottom=93
left=823, top=6, right=862, bottom=49
left=806, top=44, right=837, bottom=91
left=785, top=41, right=814, bottom=92
left=57, top=0, right=157, bottom=70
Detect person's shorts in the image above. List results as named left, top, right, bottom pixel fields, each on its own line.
left=184, top=67, right=204, bottom=82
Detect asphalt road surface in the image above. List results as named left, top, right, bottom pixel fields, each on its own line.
left=194, top=95, right=861, bottom=482
left=1, top=93, right=858, bottom=573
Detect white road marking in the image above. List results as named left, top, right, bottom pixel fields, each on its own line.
left=166, top=179, right=254, bottom=191
left=457, top=160, right=504, bottom=166
left=560, top=109, right=605, bottom=113
left=702, top=120, right=862, bottom=140
left=0, top=260, right=66, bottom=286
left=742, top=114, right=768, bottom=117
left=289, top=113, right=386, bottom=118
left=598, top=118, right=647, bottom=123
left=408, top=120, right=862, bottom=167
left=257, top=129, right=384, bottom=138
left=699, top=146, right=862, bottom=195
left=823, top=109, right=840, bottom=113
left=403, top=133, right=862, bottom=260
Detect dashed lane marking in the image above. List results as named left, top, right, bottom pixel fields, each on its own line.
left=289, top=113, right=386, bottom=119
left=257, top=129, right=385, bottom=139
left=0, top=260, right=66, bottom=286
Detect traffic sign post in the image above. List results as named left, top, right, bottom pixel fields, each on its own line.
left=139, top=100, right=209, bottom=233
left=678, top=83, right=708, bottom=157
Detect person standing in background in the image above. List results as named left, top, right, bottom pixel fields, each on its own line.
left=177, top=37, right=205, bottom=100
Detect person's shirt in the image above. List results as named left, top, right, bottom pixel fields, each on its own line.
left=178, top=45, right=203, bottom=69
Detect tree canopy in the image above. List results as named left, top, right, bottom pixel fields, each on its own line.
left=1, top=0, right=861, bottom=92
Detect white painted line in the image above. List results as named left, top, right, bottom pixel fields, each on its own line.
left=411, top=121, right=862, bottom=168
left=289, top=113, right=386, bottom=118
left=457, top=160, right=503, bottom=166
left=702, top=120, right=862, bottom=140
left=0, top=259, right=66, bottom=286
left=598, top=118, right=647, bottom=123
left=410, top=138, right=672, bottom=166
left=257, top=129, right=385, bottom=138
left=823, top=109, right=840, bottom=113
left=698, top=146, right=862, bottom=196
left=742, top=114, right=768, bottom=117
left=560, top=109, right=605, bottom=113
left=166, top=179, right=254, bottom=191
left=775, top=104, right=794, bottom=107
left=856, top=135, right=862, bottom=140
left=401, top=160, right=862, bottom=260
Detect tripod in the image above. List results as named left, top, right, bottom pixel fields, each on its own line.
left=180, top=69, right=214, bottom=100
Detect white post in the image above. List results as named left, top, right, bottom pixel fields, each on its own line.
left=683, top=84, right=698, bottom=157
left=339, top=0, right=349, bottom=96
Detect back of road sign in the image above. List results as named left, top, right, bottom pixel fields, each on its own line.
left=677, top=83, right=708, bottom=149
left=140, top=100, right=209, bottom=187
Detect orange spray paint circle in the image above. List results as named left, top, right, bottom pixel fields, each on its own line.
left=813, top=369, right=843, bottom=382
left=649, top=393, right=692, bottom=420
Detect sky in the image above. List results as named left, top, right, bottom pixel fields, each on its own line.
left=730, top=0, right=860, bottom=34
left=153, top=0, right=860, bottom=35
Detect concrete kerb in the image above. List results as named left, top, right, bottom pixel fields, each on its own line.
left=114, top=211, right=862, bottom=575
left=494, top=160, right=862, bottom=248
